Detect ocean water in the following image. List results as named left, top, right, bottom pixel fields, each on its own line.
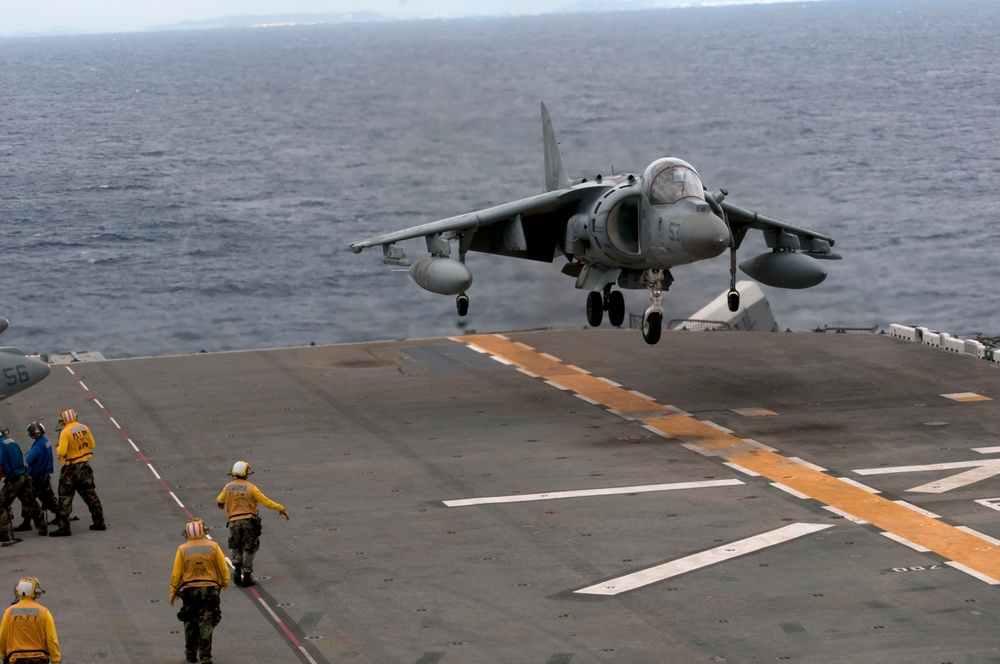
left=1, top=0, right=998, bottom=359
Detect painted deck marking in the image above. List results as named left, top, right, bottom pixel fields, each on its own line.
left=942, top=392, right=991, bottom=402
left=456, top=334, right=1000, bottom=584
left=575, top=523, right=831, bottom=595
left=854, top=459, right=1000, bottom=493
left=444, top=479, right=743, bottom=507
left=61, top=365, right=323, bottom=664
left=732, top=407, right=777, bottom=417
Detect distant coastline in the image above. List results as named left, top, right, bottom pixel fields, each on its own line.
left=0, top=0, right=840, bottom=39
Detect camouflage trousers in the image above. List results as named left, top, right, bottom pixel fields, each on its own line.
left=0, top=474, right=44, bottom=533
left=177, top=586, right=221, bottom=663
left=0, top=503, right=12, bottom=541
left=56, top=461, right=104, bottom=530
left=26, top=475, right=59, bottom=516
left=228, top=517, right=263, bottom=573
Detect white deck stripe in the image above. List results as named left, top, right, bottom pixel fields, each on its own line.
left=575, top=523, right=832, bottom=595
left=821, top=505, right=868, bottom=524
left=956, top=526, right=1000, bottom=546
left=835, top=476, right=880, bottom=493
left=770, top=482, right=810, bottom=500
left=946, top=561, right=1000, bottom=585
left=880, top=531, right=930, bottom=552
left=443, top=479, right=744, bottom=507
left=893, top=500, right=940, bottom=518
left=723, top=462, right=760, bottom=477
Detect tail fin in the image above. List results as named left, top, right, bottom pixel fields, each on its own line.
left=541, top=102, right=571, bottom=192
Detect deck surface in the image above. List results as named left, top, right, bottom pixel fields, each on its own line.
left=4, top=328, right=1000, bottom=663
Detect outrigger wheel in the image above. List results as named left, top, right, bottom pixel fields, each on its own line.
left=727, top=289, right=740, bottom=312
left=456, top=293, right=469, bottom=317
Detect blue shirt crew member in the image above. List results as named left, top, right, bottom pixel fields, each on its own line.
left=0, top=429, right=45, bottom=538
left=23, top=423, right=58, bottom=521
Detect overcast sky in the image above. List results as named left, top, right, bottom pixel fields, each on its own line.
left=1, top=1, right=582, bottom=35
left=0, top=0, right=824, bottom=37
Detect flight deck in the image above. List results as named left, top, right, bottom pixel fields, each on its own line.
left=3, top=328, right=1000, bottom=663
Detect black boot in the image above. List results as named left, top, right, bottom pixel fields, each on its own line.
left=233, top=563, right=243, bottom=587
left=89, top=522, right=107, bottom=531
left=49, top=527, right=72, bottom=537
left=13, top=520, right=32, bottom=532
left=241, top=571, right=255, bottom=587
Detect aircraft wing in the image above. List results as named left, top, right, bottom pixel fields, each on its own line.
left=349, top=181, right=611, bottom=263
left=721, top=200, right=841, bottom=259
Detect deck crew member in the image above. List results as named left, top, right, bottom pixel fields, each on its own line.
left=0, top=428, right=46, bottom=538
left=49, top=409, right=105, bottom=537
left=0, top=576, right=60, bottom=664
left=0, top=483, right=11, bottom=544
left=17, top=423, right=57, bottom=531
left=216, top=460, right=290, bottom=587
left=170, top=518, right=229, bottom=664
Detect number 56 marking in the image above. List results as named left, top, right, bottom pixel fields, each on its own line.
left=3, top=365, right=30, bottom=386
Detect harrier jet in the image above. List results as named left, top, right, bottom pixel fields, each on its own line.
left=349, top=103, right=841, bottom=344
left=0, top=317, right=49, bottom=399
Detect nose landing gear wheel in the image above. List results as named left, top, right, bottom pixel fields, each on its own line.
left=642, top=309, right=663, bottom=345
left=586, top=291, right=603, bottom=327
left=456, top=293, right=469, bottom=317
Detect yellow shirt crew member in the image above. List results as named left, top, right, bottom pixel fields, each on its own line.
left=56, top=417, right=94, bottom=466
left=169, top=519, right=229, bottom=663
left=169, top=537, right=230, bottom=599
left=216, top=478, right=285, bottom=523
left=50, top=409, right=106, bottom=536
left=216, top=460, right=289, bottom=587
left=0, top=578, right=60, bottom=663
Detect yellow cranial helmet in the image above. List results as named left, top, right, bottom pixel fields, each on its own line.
left=60, top=409, right=78, bottom=424
left=15, top=577, right=42, bottom=600
left=230, top=460, right=251, bottom=478
left=184, top=519, right=207, bottom=539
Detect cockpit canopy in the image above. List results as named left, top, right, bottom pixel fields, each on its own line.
left=643, top=158, right=705, bottom=205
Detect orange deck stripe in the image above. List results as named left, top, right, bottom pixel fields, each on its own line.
left=457, top=334, right=1000, bottom=582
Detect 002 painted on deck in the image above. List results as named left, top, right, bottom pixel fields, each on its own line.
left=3, top=328, right=1000, bottom=663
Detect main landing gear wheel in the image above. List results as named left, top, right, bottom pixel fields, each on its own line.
left=586, top=291, right=603, bottom=327
left=456, top=293, right=469, bottom=317
left=607, top=290, right=625, bottom=327
left=642, top=309, right=663, bottom=345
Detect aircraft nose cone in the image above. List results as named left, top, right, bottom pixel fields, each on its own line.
left=680, top=204, right=730, bottom=260
left=36, top=359, right=51, bottom=382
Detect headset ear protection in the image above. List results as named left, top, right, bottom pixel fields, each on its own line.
left=184, top=519, right=207, bottom=539
left=15, top=577, right=42, bottom=600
